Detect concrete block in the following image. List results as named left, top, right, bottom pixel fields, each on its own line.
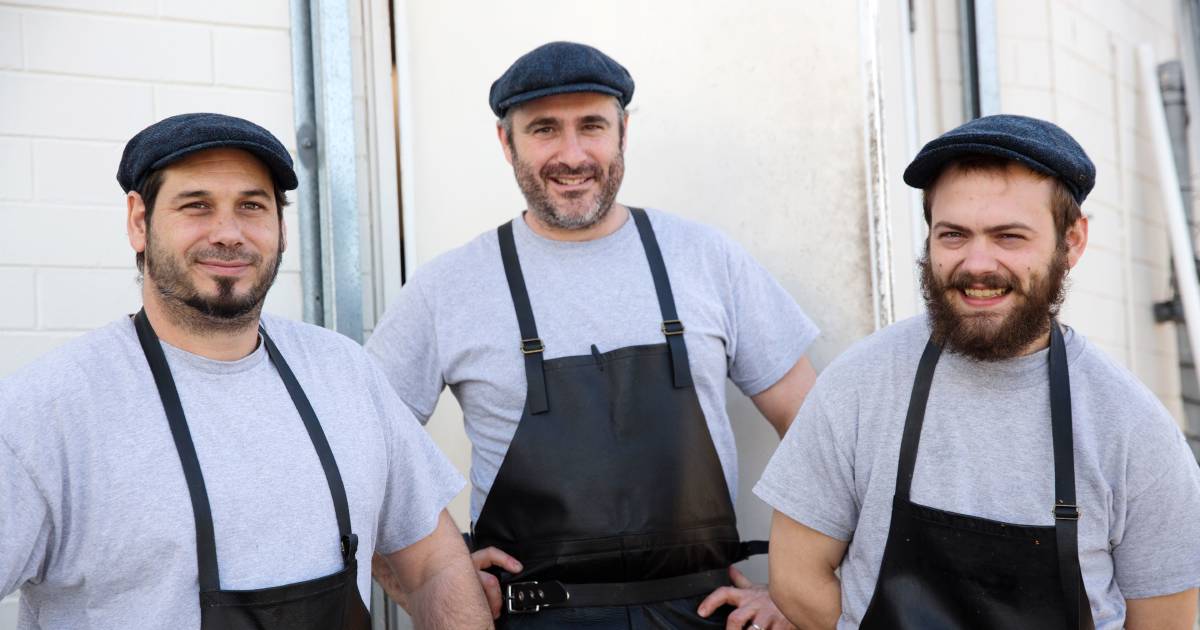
left=995, top=0, right=1049, bottom=40
left=0, top=267, right=36, bottom=329
left=998, top=36, right=1053, bottom=89
left=23, top=11, right=212, bottom=83
left=1070, top=244, right=1125, bottom=300
left=0, top=137, right=33, bottom=201
left=263, top=269, right=303, bottom=321
left=0, top=8, right=21, bottom=69
left=0, top=72, right=155, bottom=141
left=0, top=204, right=132, bottom=268
left=213, top=26, right=292, bottom=91
left=159, top=0, right=290, bottom=28
left=1051, top=3, right=1112, bottom=63
left=1062, top=289, right=1126, bottom=349
left=0, top=331, right=81, bottom=378
left=998, top=86, right=1054, bottom=120
left=37, top=267, right=140, bottom=329
left=1053, top=51, right=1114, bottom=118
left=154, top=85, right=295, bottom=151
left=8, top=0, right=154, bottom=16
left=32, top=140, right=124, bottom=205
left=1055, top=98, right=1118, bottom=163
left=936, top=31, right=961, bottom=82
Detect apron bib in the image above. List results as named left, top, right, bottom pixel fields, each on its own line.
left=134, top=310, right=371, bottom=630
left=858, top=322, right=1093, bottom=630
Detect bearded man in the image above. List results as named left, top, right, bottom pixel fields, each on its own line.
left=366, top=42, right=818, bottom=628
left=756, top=114, right=1200, bottom=630
left=0, top=113, right=491, bottom=629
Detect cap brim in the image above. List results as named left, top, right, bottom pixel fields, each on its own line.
left=902, top=143, right=1060, bottom=190
left=146, top=139, right=299, bottom=191
left=495, top=83, right=624, bottom=117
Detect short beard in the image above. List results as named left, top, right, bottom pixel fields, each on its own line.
left=919, top=243, right=1069, bottom=361
left=511, top=139, right=625, bottom=231
left=145, top=229, right=282, bottom=334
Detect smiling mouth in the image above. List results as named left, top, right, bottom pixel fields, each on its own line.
left=962, top=287, right=1009, bottom=299
left=549, top=175, right=594, bottom=186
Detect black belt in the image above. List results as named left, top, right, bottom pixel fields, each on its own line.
left=504, top=568, right=731, bottom=614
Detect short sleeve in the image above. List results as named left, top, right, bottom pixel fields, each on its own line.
left=0, top=436, right=53, bottom=597
left=365, top=274, right=445, bottom=424
left=753, top=387, right=859, bottom=541
left=1111, top=429, right=1200, bottom=599
left=368, top=362, right=466, bottom=554
left=723, top=237, right=819, bottom=397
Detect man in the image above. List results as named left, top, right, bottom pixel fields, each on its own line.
left=756, top=114, right=1200, bottom=629
left=366, top=42, right=818, bottom=628
left=0, top=113, right=492, bottom=629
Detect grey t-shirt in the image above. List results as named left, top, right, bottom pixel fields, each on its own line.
left=0, top=314, right=465, bottom=629
left=366, top=208, right=819, bottom=522
left=754, top=315, right=1200, bottom=629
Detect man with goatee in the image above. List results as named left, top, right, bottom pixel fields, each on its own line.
left=756, top=114, right=1200, bottom=630
left=0, top=114, right=491, bottom=629
left=367, top=42, right=818, bottom=628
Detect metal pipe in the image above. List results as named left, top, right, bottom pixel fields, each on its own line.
left=289, top=0, right=324, bottom=326
left=1137, top=43, right=1200, bottom=402
left=860, top=0, right=896, bottom=329
left=900, top=0, right=927, bottom=311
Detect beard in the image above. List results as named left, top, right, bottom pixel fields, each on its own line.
left=513, top=146, right=625, bottom=231
left=145, top=227, right=282, bottom=333
left=919, top=244, right=1069, bottom=361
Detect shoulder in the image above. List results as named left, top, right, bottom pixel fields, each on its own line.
left=1066, top=327, right=1181, bottom=441
left=640, top=208, right=736, bottom=253
left=259, top=313, right=365, bottom=359
left=408, top=227, right=503, bottom=290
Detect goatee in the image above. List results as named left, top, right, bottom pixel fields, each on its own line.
left=919, top=245, right=1069, bottom=361
left=513, top=149, right=624, bottom=231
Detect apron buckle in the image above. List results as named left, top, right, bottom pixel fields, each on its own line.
left=661, top=320, right=685, bottom=336
left=520, top=338, right=545, bottom=355
left=1053, top=503, right=1080, bottom=520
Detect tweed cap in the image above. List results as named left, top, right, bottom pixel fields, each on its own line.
left=489, top=41, right=634, bottom=118
left=117, top=113, right=298, bottom=193
left=903, top=114, right=1095, bottom=204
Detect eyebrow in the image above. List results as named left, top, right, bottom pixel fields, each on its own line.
left=171, top=188, right=271, bottom=201
left=523, top=116, right=560, bottom=132
left=931, top=221, right=1035, bottom=234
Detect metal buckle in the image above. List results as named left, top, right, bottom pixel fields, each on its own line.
left=520, top=338, right=544, bottom=355
left=1053, top=503, right=1080, bottom=521
left=661, top=320, right=685, bottom=336
left=505, top=581, right=542, bottom=614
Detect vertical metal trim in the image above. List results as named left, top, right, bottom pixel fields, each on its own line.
left=290, top=0, right=324, bottom=326
left=861, top=0, right=896, bottom=329
left=391, top=0, right=419, bottom=282
left=972, top=0, right=1000, bottom=115
left=900, top=0, right=927, bottom=312
left=310, top=0, right=363, bottom=342
left=958, top=0, right=979, bottom=119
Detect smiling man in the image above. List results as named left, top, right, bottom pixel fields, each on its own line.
left=0, top=113, right=491, bottom=629
left=756, top=115, right=1200, bottom=630
left=366, top=42, right=818, bottom=628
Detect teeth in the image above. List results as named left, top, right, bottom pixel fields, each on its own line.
left=554, top=177, right=586, bottom=185
left=964, top=288, right=1006, bottom=298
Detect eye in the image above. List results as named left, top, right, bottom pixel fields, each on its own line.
left=241, top=201, right=266, bottom=210
left=937, top=230, right=964, bottom=240
left=531, top=126, right=554, bottom=136
left=182, top=201, right=210, bottom=210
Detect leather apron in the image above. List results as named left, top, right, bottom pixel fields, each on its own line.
left=472, top=209, right=750, bottom=628
left=133, top=310, right=372, bottom=630
left=858, top=322, right=1094, bottom=630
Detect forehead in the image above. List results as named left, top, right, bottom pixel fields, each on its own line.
left=509, top=92, right=622, bottom=122
left=159, top=147, right=273, bottom=190
left=930, top=163, right=1055, bottom=227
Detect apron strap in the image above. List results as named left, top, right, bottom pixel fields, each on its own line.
left=497, top=221, right=549, bottom=414
left=629, top=208, right=694, bottom=388
left=133, top=309, right=359, bottom=593
left=259, top=326, right=356, bottom=561
left=1048, top=322, right=1089, bottom=629
left=133, top=309, right=222, bottom=592
left=894, top=339, right=942, bottom=500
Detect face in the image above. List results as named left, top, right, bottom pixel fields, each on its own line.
left=919, top=163, right=1087, bottom=360
left=499, top=92, right=626, bottom=230
left=127, top=148, right=285, bottom=330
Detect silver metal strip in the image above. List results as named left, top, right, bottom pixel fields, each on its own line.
left=289, top=0, right=324, bottom=326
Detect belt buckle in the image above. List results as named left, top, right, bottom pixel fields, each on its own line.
left=505, top=581, right=542, bottom=614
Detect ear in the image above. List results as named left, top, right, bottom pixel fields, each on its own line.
left=127, top=191, right=148, bottom=256
left=497, top=122, right=515, bottom=166
left=1064, top=214, right=1089, bottom=269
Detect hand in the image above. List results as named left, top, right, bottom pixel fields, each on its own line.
left=471, top=545, right=523, bottom=619
left=697, top=566, right=796, bottom=630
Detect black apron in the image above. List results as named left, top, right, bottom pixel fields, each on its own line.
left=472, top=209, right=758, bottom=628
left=133, top=310, right=372, bottom=630
left=859, top=322, right=1094, bottom=630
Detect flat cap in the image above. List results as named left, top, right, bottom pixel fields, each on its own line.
left=903, top=114, right=1095, bottom=204
left=489, top=41, right=634, bottom=118
left=117, top=112, right=298, bottom=193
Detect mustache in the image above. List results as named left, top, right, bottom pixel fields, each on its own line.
left=942, top=269, right=1022, bottom=294
left=541, top=162, right=602, bottom=179
left=189, top=247, right=261, bottom=265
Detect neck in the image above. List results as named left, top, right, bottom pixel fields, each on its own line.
left=1017, top=328, right=1053, bottom=357
left=141, top=285, right=261, bottom=361
left=523, top=204, right=629, bottom=242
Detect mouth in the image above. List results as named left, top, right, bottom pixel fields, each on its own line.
left=547, top=174, right=596, bottom=192
left=958, top=286, right=1012, bottom=307
left=196, top=260, right=252, bottom=276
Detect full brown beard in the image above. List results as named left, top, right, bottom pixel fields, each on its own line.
left=919, top=244, right=1069, bottom=361
left=512, top=146, right=625, bottom=231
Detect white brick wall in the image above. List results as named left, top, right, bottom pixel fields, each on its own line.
left=0, top=1, right=301, bottom=384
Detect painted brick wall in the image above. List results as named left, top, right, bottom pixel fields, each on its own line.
left=994, top=0, right=1186, bottom=420
left=0, top=0, right=302, bottom=382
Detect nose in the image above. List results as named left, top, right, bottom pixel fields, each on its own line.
left=207, top=208, right=245, bottom=249
left=959, top=239, right=1000, bottom=277
left=555, top=129, right=588, bottom=166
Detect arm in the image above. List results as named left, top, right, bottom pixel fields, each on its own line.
left=751, top=356, right=817, bottom=438
left=373, top=510, right=492, bottom=629
left=768, top=510, right=848, bottom=630
left=1125, top=589, right=1198, bottom=630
